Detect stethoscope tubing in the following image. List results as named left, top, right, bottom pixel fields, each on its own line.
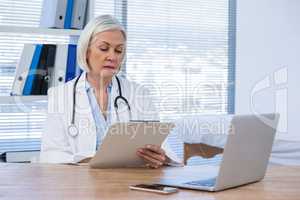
left=68, top=73, right=131, bottom=137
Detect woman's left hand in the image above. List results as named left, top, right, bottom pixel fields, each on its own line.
left=137, top=144, right=169, bottom=168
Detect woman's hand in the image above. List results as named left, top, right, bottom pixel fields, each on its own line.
left=136, top=144, right=169, bottom=168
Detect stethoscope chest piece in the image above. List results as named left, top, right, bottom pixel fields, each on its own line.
left=68, top=124, right=79, bottom=137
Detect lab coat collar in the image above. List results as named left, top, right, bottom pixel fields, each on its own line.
left=84, top=73, right=113, bottom=93
left=75, top=71, right=87, bottom=93
left=77, top=71, right=116, bottom=94
left=72, top=71, right=122, bottom=126
left=73, top=72, right=124, bottom=123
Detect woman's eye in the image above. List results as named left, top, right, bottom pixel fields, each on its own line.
left=98, top=46, right=123, bottom=53
left=115, top=49, right=123, bottom=54
left=99, top=47, right=108, bottom=51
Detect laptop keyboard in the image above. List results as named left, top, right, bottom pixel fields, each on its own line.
left=184, top=177, right=216, bottom=187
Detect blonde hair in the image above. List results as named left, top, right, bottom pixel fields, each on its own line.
left=77, top=15, right=126, bottom=72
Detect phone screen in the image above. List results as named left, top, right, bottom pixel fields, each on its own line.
left=130, top=184, right=178, bottom=194
left=133, top=184, right=166, bottom=190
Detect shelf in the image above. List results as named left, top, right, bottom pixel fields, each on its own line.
left=0, top=96, right=48, bottom=104
left=0, top=25, right=81, bottom=36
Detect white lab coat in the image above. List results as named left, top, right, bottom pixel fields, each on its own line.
left=40, top=73, right=180, bottom=164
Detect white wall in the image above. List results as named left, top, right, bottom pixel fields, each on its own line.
left=235, top=0, right=300, bottom=141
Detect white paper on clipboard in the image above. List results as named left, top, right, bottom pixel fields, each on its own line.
left=89, top=121, right=175, bottom=168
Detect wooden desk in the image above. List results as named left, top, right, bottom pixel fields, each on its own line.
left=0, top=163, right=299, bottom=200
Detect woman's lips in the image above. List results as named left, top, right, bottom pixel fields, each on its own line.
left=103, top=65, right=116, bottom=69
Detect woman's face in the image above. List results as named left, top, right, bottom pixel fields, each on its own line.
left=86, top=29, right=125, bottom=79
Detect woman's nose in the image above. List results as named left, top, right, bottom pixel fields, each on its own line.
left=106, top=50, right=117, bottom=62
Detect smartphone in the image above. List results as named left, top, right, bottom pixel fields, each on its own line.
left=129, top=184, right=178, bottom=194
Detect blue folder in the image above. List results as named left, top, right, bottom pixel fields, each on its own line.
left=22, top=45, right=43, bottom=95
left=65, top=44, right=77, bottom=82
left=64, top=0, right=74, bottom=29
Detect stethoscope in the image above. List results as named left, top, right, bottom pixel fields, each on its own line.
left=68, top=73, right=132, bottom=137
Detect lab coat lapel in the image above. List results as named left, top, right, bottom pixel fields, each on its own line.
left=73, top=73, right=97, bottom=154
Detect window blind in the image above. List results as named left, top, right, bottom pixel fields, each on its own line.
left=94, top=0, right=115, bottom=17
left=0, top=0, right=42, bottom=27
left=119, top=0, right=236, bottom=164
left=0, top=101, right=46, bottom=153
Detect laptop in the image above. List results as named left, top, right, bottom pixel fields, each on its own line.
left=158, top=113, right=279, bottom=191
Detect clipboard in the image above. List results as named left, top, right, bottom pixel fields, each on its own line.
left=89, top=121, right=174, bottom=168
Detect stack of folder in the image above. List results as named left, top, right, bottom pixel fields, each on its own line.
left=11, top=0, right=87, bottom=96
left=40, top=0, right=88, bottom=30
left=11, top=44, right=80, bottom=95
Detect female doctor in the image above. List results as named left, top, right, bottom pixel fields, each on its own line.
left=39, top=15, right=180, bottom=168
